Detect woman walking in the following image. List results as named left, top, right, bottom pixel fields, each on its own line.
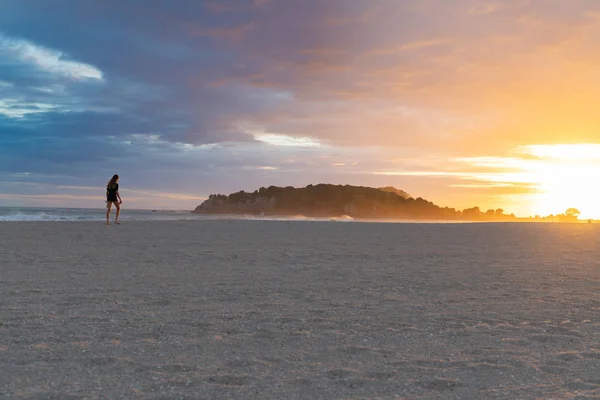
left=106, top=174, right=122, bottom=225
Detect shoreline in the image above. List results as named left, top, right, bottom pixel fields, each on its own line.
left=2, top=216, right=596, bottom=224
left=2, top=206, right=595, bottom=223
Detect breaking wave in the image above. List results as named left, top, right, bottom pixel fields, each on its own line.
left=0, top=211, right=102, bottom=222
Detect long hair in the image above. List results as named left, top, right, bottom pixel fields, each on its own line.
left=107, top=174, right=119, bottom=189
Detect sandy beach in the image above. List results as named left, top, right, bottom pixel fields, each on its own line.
left=1, top=220, right=599, bottom=399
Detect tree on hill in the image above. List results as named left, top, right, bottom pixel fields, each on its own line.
left=564, top=208, right=581, bottom=218
left=557, top=208, right=581, bottom=222
left=378, top=186, right=411, bottom=199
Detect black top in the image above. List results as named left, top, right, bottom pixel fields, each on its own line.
left=106, top=183, right=119, bottom=202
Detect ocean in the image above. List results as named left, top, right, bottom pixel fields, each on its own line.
left=0, top=207, right=356, bottom=222
left=0, top=207, right=491, bottom=223
left=0, top=206, right=205, bottom=222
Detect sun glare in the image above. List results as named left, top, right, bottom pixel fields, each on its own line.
left=521, top=144, right=600, bottom=220
left=459, top=144, right=600, bottom=219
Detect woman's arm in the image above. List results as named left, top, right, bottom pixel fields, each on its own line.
left=117, top=191, right=122, bottom=204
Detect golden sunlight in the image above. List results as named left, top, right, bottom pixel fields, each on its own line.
left=461, top=144, right=600, bottom=219
left=523, top=144, right=600, bottom=219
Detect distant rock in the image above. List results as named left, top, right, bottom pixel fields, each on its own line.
left=192, top=184, right=472, bottom=220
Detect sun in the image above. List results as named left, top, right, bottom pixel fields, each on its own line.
left=459, top=144, right=600, bottom=219
left=523, top=144, right=600, bottom=220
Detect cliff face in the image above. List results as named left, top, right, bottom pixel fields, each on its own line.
left=193, top=184, right=462, bottom=219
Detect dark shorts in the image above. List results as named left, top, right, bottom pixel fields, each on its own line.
left=107, top=195, right=118, bottom=202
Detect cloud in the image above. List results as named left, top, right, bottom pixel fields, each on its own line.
left=192, top=22, right=256, bottom=42
left=0, top=32, right=103, bottom=81
left=0, top=98, right=58, bottom=118
left=193, top=0, right=600, bottom=153
left=254, top=134, right=321, bottom=148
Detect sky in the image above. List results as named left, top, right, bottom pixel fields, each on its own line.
left=1, top=0, right=600, bottom=217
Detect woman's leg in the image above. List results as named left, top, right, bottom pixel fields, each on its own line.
left=106, top=202, right=112, bottom=224
left=115, top=203, right=121, bottom=224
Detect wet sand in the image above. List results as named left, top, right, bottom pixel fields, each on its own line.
left=1, top=220, right=599, bottom=399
